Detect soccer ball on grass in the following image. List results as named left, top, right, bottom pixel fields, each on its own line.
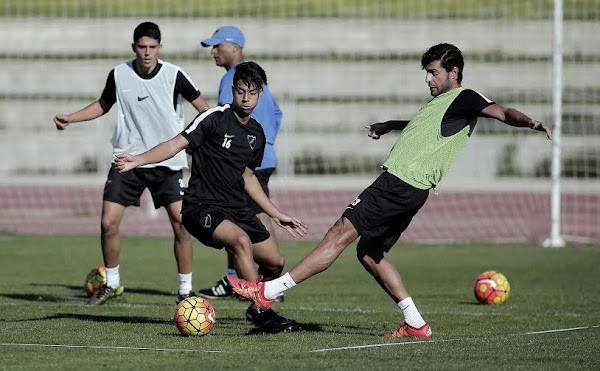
left=174, top=296, right=216, bottom=336
left=84, top=265, right=106, bottom=297
left=474, top=270, right=510, bottom=305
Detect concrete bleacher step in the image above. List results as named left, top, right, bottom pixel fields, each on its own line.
left=4, top=17, right=598, bottom=56
left=1, top=59, right=598, bottom=99
left=1, top=100, right=596, bottom=132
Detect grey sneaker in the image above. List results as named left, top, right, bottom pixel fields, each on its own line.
left=198, top=277, right=234, bottom=300
left=88, top=285, right=124, bottom=305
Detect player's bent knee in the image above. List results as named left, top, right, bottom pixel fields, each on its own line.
left=356, top=245, right=384, bottom=266
left=172, top=223, right=191, bottom=240
left=258, top=262, right=283, bottom=279
left=271, top=255, right=285, bottom=273
left=229, top=234, right=253, bottom=254
left=357, top=254, right=373, bottom=270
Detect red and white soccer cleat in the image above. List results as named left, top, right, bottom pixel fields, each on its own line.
left=226, top=275, right=275, bottom=311
left=384, top=322, right=432, bottom=338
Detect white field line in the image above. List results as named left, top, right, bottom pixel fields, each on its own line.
left=0, top=343, right=223, bottom=353
left=309, top=325, right=600, bottom=353
left=292, top=306, right=584, bottom=319
left=309, top=338, right=461, bottom=352
left=525, top=325, right=600, bottom=335
left=0, top=325, right=597, bottom=354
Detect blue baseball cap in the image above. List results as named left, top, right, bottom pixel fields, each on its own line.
left=201, top=26, right=245, bottom=48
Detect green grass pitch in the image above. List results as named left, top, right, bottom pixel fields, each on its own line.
left=0, top=233, right=599, bottom=370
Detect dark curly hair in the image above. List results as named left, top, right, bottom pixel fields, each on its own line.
left=421, top=43, right=464, bottom=83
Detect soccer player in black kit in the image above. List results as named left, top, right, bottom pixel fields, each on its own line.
left=115, top=61, right=307, bottom=333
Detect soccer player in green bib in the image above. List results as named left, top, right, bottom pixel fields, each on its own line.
left=228, top=43, right=552, bottom=338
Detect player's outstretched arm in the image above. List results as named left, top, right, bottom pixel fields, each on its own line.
left=114, top=134, right=189, bottom=173
left=243, top=168, right=308, bottom=238
left=482, top=104, right=552, bottom=140
left=364, top=120, right=410, bottom=139
left=53, top=99, right=111, bottom=130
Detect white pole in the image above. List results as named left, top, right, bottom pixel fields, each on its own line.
left=543, top=0, right=566, bottom=248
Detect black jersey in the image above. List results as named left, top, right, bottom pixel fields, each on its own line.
left=180, top=105, right=266, bottom=211
left=439, top=89, right=494, bottom=137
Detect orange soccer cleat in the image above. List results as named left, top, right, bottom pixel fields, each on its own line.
left=226, top=275, right=274, bottom=311
left=384, top=322, right=432, bottom=339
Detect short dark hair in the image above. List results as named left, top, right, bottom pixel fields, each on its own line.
left=233, top=61, right=267, bottom=90
left=133, top=22, right=161, bottom=43
left=421, top=43, right=464, bottom=83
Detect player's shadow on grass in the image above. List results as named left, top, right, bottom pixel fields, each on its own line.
left=243, top=322, right=380, bottom=336
left=159, top=318, right=326, bottom=337
left=2, top=289, right=173, bottom=304
left=159, top=316, right=252, bottom=337
left=459, top=301, right=486, bottom=305
left=28, top=282, right=174, bottom=298
left=9, top=312, right=169, bottom=325
left=30, top=283, right=83, bottom=291
left=110, top=287, right=173, bottom=297
left=160, top=321, right=374, bottom=337
left=1, top=293, right=84, bottom=303
left=246, top=322, right=325, bottom=335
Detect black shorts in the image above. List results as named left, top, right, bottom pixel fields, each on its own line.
left=103, top=164, right=185, bottom=209
left=182, top=204, right=271, bottom=249
left=342, top=171, right=429, bottom=252
left=245, top=168, right=275, bottom=214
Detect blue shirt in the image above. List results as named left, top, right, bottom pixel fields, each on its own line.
left=218, top=64, right=282, bottom=170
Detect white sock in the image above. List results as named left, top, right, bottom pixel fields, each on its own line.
left=105, top=265, right=120, bottom=289
left=178, top=272, right=193, bottom=295
left=398, top=297, right=426, bottom=328
left=226, top=268, right=238, bottom=278
left=264, top=272, right=296, bottom=299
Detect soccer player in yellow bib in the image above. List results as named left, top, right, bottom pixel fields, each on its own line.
left=227, top=43, right=552, bottom=338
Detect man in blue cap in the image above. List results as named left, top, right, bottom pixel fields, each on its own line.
left=199, top=26, right=291, bottom=333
